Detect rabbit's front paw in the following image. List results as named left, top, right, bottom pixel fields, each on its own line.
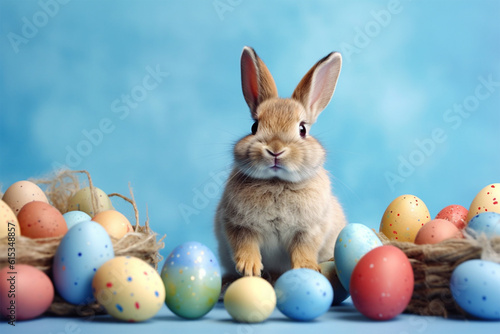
left=291, top=258, right=320, bottom=272
left=235, top=254, right=263, bottom=277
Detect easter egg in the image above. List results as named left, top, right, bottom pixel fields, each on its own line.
left=2, top=180, right=49, bottom=216
left=319, top=261, right=349, bottom=305
left=92, top=210, right=133, bottom=239
left=350, top=245, right=414, bottom=320
left=0, top=199, right=20, bottom=239
left=67, top=187, right=114, bottom=217
left=450, top=259, right=500, bottom=320
left=435, top=205, right=468, bottom=230
left=161, top=241, right=221, bottom=319
left=466, top=183, right=500, bottom=222
left=414, top=219, right=463, bottom=245
left=224, top=276, right=276, bottom=323
left=379, top=194, right=430, bottom=242
left=0, top=265, right=54, bottom=321
left=92, top=256, right=165, bottom=322
left=275, top=268, right=333, bottom=321
left=53, top=221, right=114, bottom=304
left=334, top=223, right=383, bottom=291
left=63, top=210, right=91, bottom=229
left=467, top=212, right=500, bottom=238
left=17, top=201, right=68, bottom=238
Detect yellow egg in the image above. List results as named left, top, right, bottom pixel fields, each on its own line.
left=2, top=181, right=49, bottom=216
left=67, top=187, right=114, bottom=217
left=223, top=276, right=276, bottom=323
left=379, top=194, right=431, bottom=242
left=0, top=199, right=20, bottom=239
left=466, top=183, right=500, bottom=222
left=92, top=210, right=133, bottom=239
left=92, top=256, right=165, bottom=322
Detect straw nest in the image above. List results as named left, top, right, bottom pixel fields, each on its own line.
left=0, top=169, right=165, bottom=317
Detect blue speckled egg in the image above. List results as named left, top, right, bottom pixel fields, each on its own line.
left=451, top=259, right=500, bottom=320
left=334, top=223, right=382, bottom=291
left=63, top=210, right=91, bottom=229
left=275, top=268, right=333, bottom=321
left=161, top=241, right=221, bottom=319
left=53, top=221, right=114, bottom=304
left=467, top=212, right=500, bottom=238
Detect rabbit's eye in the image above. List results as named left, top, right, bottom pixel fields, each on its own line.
left=299, top=122, right=307, bottom=138
left=251, top=121, right=259, bottom=135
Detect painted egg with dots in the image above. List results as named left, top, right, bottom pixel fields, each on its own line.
left=161, top=241, right=222, bottom=319
left=52, top=221, right=114, bottom=304
left=450, top=259, right=500, bottom=320
left=435, top=204, right=469, bottom=230
left=379, top=194, right=431, bottom=242
left=334, top=223, right=383, bottom=291
left=466, top=183, right=500, bottom=222
left=467, top=212, right=500, bottom=238
left=92, top=256, right=166, bottom=322
left=275, top=268, right=333, bottom=321
left=350, top=245, right=414, bottom=321
left=63, top=210, right=91, bottom=229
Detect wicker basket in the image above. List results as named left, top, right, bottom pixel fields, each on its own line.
left=380, top=233, right=500, bottom=318
left=0, top=169, right=165, bottom=316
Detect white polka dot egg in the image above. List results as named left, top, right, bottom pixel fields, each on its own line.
left=92, top=256, right=165, bottom=322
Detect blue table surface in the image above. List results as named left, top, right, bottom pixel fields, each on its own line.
left=2, top=298, right=499, bottom=334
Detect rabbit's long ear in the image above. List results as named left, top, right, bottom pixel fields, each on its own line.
left=241, top=46, right=278, bottom=119
left=292, top=52, right=342, bottom=123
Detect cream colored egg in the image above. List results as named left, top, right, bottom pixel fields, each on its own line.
left=466, top=183, right=500, bottom=222
left=92, top=256, right=166, bottom=322
left=2, top=181, right=49, bottom=216
left=67, top=187, right=114, bottom=217
left=0, top=199, right=20, bottom=239
left=224, top=276, right=276, bottom=323
left=379, top=194, right=431, bottom=242
left=92, top=210, right=133, bottom=239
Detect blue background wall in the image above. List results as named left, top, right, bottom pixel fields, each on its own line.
left=1, top=0, right=499, bottom=268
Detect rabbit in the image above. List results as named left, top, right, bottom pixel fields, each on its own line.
left=215, top=46, right=347, bottom=281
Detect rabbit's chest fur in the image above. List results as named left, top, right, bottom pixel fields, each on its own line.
left=216, top=168, right=341, bottom=274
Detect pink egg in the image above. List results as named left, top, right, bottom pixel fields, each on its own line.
left=414, top=218, right=463, bottom=245
left=350, top=245, right=414, bottom=320
left=0, top=265, right=54, bottom=321
left=17, top=201, right=68, bottom=238
left=435, top=205, right=468, bottom=229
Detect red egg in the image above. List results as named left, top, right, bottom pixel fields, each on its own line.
left=17, top=201, right=68, bottom=238
left=435, top=205, right=468, bottom=229
left=350, top=245, right=414, bottom=321
left=414, top=218, right=463, bottom=245
left=0, top=265, right=54, bottom=321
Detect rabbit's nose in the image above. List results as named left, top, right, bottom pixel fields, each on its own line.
left=266, top=149, right=285, bottom=157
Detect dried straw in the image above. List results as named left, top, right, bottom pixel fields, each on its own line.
left=0, top=169, right=165, bottom=316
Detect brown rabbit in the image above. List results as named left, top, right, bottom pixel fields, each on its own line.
left=215, top=46, right=347, bottom=280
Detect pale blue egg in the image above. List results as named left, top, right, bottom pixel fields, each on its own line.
left=334, top=223, right=382, bottom=291
left=63, top=211, right=91, bottom=229
left=450, top=259, right=500, bottom=320
left=53, top=221, right=114, bottom=304
left=275, top=268, right=333, bottom=321
left=467, top=212, right=500, bottom=238
left=161, top=241, right=221, bottom=319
